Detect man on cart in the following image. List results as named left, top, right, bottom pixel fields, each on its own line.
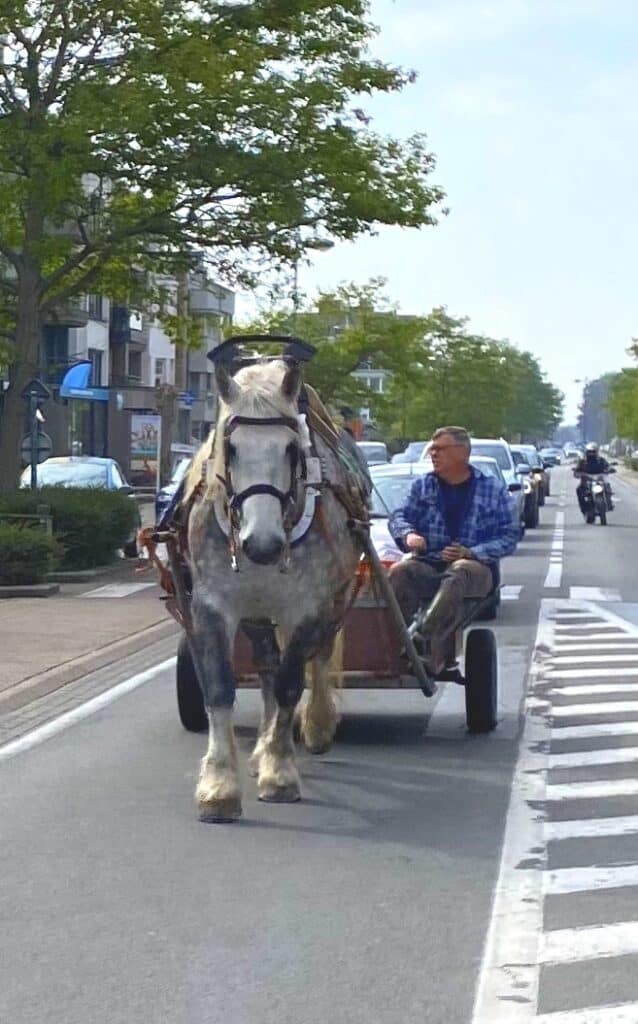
left=388, top=425, right=519, bottom=676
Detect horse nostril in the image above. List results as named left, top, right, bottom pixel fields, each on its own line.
left=242, top=536, right=284, bottom=565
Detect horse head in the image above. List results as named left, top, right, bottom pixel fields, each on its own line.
left=214, top=359, right=304, bottom=565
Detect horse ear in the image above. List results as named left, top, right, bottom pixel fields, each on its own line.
left=215, top=363, right=240, bottom=404
left=281, top=363, right=301, bottom=400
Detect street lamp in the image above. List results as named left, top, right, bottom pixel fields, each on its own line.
left=291, top=233, right=334, bottom=328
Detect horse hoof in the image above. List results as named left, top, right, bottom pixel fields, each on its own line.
left=197, top=796, right=243, bottom=823
left=258, top=781, right=301, bottom=803
left=305, top=738, right=333, bottom=755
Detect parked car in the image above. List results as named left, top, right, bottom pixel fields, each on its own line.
left=540, top=446, right=562, bottom=467
left=390, top=441, right=428, bottom=464
left=462, top=438, right=528, bottom=533
left=356, top=441, right=389, bottom=466
left=155, top=456, right=193, bottom=524
left=509, top=447, right=541, bottom=526
left=510, top=444, right=550, bottom=504
left=19, top=455, right=141, bottom=557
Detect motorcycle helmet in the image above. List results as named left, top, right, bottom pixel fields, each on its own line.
left=585, top=442, right=599, bottom=453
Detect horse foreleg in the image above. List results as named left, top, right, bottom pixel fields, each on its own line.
left=242, top=621, right=280, bottom=777
left=301, top=630, right=342, bottom=755
left=257, top=623, right=313, bottom=803
left=189, top=602, right=241, bottom=822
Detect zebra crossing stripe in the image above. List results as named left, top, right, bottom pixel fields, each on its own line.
left=534, top=1003, right=638, bottom=1023
left=539, top=921, right=638, bottom=964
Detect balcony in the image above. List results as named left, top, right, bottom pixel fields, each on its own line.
left=44, top=302, right=89, bottom=329
left=189, top=284, right=234, bottom=319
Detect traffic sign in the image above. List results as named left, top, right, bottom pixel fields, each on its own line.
left=21, top=431, right=52, bottom=466
left=20, top=378, right=51, bottom=402
left=179, top=390, right=196, bottom=407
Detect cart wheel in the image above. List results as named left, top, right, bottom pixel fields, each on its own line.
left=464, top=628, right=497, bottom=733
left=177, top=635, right=208, bottom=732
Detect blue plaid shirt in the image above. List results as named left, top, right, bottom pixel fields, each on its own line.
left=388, top=467, right=519, bottom=566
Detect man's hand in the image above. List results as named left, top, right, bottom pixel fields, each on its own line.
left=405, top=532, right=427, bottom=552
left=441, top=544, right=475, bottom=563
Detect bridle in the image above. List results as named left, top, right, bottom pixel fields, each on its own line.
left=216, top=413, right=308, bottom=570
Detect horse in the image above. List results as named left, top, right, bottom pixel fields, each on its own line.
left=184, top=356, right=366, bottom=822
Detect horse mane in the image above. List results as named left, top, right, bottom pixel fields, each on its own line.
left=184, top=359, right=299, bottom=503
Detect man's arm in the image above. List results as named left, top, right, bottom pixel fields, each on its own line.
left=470, top=485, right=520, bottom=562
left=388, top=478, right=426, bottom=552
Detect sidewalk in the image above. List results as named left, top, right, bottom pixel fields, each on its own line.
left=0, top=565, right=178, bottom=715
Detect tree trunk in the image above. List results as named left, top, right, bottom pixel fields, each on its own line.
left=0, top=270, right=42, bottom=493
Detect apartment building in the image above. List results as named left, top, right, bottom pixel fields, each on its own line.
left=25, top=271, right=234, bottom=480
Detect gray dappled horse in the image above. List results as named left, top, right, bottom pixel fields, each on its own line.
left=185, top=358, right=364, bottom=822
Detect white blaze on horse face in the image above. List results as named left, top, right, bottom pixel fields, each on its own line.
left=231, top=425, right=292, bottom=564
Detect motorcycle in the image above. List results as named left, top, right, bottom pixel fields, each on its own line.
left=580, top=473, right=613, bottom=525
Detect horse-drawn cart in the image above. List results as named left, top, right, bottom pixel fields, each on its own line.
left=173, top=535, right=499, bottom=738
left=141, top=334, right=500, bottom=821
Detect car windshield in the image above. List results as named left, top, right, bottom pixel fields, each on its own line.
left=370, top=474, right=415, bottom=515
left=471, top=444, right=510, bottom=470
left=171, top=458, right=192, bottom=484
left=25, top=462, right=109, bottom=488
left=521, top=450, right=542, bottom=468
left=359, top=443, right=388, bottom=464
left=472, top=458, right=502, bottom=481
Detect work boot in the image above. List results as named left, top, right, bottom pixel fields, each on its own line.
left=412, top=583, right=460, bottom=677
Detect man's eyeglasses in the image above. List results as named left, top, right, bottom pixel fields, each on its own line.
left=429, top=443, right=465, bottom=454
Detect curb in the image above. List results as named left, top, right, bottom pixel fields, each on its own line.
left=0, top=616, right=179, bottom=715
left=47, top=560, right=134, bottom=583
left=0, top=583, right=60, bottom=599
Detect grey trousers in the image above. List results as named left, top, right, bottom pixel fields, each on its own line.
left=389, top=558, right=492, bottom=629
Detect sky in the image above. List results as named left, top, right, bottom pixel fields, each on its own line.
left=238, top=0, right=638, bottom=424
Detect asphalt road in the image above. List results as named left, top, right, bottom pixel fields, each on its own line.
left=2, top=465, right=638, bottom=1024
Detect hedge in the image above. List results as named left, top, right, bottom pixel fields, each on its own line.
left=0, top=524, right=59, bottom=585
left=0, top=489, right=139, bottom=570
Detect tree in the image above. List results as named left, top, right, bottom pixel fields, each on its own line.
left=0, top=0, right=445, bottom=489
left=236, top=291, right=563, bottom=442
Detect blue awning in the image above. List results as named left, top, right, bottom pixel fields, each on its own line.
left=60, top=361, right=109, bottom=401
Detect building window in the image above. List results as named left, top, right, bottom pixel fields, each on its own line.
left=88, top=348, right=103, bottom=386
left=87, top=294, right=103, bottom=320
left=154, top=358, right=166, bottom=387
left=128, top=349, right=142, bottom=383
left=189, top=372, right=201, bottom=397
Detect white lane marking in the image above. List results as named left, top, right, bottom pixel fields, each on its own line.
left=554, top=624, right=625, bottom=633
left=569, top=586, right=622, bottom=601
left=550, top=654, right=638, bottom=665
left=545, top=864, right=638, bottom=895
left=546, top=779, right=638, bottom=800
left=551, top=721, right=638, bottom=740
left=544, top=511, right=564, bottom=589
left=544, top=563, right=563, bottom=589
left=535, top=1003, right=638, bottom=1024
left=553, top=642, right=638, bottom=651
left=548, top=747, right=638, bottom=769
left=83, top=582, right=156, bottom=598
left=539, top=921, right=638, bottom=964
left=471, top=604, right=551, bottom=1023
left=548, top=667, right=638, bottom=679
left=550, top=684, right=638, bottom=696
left=545, top=815, right=638, bottom=840
left=501, top=585, right=523, bottom=601
left=551, top=700, right=638, bottom=717
left=0, top=657, right=176, bottom=763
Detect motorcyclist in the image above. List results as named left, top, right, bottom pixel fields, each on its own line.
left=574, top=442, right=614, bottom=512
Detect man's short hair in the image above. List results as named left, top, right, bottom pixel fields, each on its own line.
left=432, top=426, right=471, bottom=448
